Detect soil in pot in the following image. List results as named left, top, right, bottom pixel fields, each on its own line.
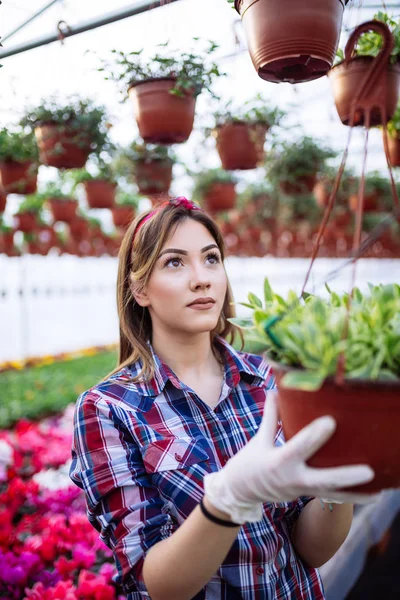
left=134, top=159, right=173, bottom=195
left=273, top=364, right=400, bottom=493
left=328, top=57, right=400, bottom=126
left=215, top=122, right=268, bottom=170
left=48, top=198, right=78, bottom=222
left=15, top=212, right=38, bottom=233
left=35, top=122, right=91, bottom=169
left=84, top=180, right=117, bottom=209
left=204, top=182, right=236, bottom=213
left=128, top=78, right=196, bottom=144
left=387, top=134, right=400, bottom=167
left=280, top=174, right=317, bottom=195
left=0, top=160, right=38, bottom=195
left=111, top=206, right=136, bottom=229
left=235, top=0, right=346, bottom=84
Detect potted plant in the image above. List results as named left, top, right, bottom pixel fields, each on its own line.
left=211, top=96, right=284, bottom=171
left=266, top=137, right=336, bottom=195
left=0, top=128, right=38, bottom=194
left=233, top=279, right=400, bottom=493
left=111, top=191, right=139, bottom=229
left=100, top=41, right=223, bottom=144
left=387, top=102, right=400, bottom=166
left=0, top=220, right=14, bottom=253
left=67, top=165, right=117, bottom=209
left=329, top=14, right=400, bottom=126
left=37, top=183, right=79, bottom=223
left=192, top=169, right=237, bottom=213
left=229, top=0, right=350, bottom=83
left=117, top=142, right=174, bottom=195
left=349, top=172, right=393, bottom=212
left=20, top=97, right=113, bottom=169
left=313, top=167, right=357, bottom=208
left=14, top=194, right=45, bottom=233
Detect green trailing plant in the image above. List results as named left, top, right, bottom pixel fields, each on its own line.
left=115, top=191, right=140, bottom=207
left=387, top=103, right=400, bottom=138
left=99, top=40, right=224, bottom=98
left=336, top=12, right=400, bottom=64
left=16, top=194, right=46, bottom=214
left=0, top=128, right=38, bottom=162
left=63, top=163, right=116, bottom=189
left=213, top=95, right=285, bottom=128
left=192, top=168, right=237, bottom=201
left=20, top=97, right=114, bottom=157
left=237, top=183, right=277, bottom=219
left=279, top=194, right=321, bottom=223
left=231, top=279, right=400, bottom=391
left=0, top=219, right=13, bottom=234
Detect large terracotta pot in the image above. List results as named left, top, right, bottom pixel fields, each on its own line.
left=111, top=206, right=136, bottom=229
left=235, top=0, right=347, bottom=83
left=35, top=121, right=91, bottom=169
left=84, top=179, right=117, bottom=209
left=134, top=159, right=173, bottom=195
left=48, top=198, right=78, bottom=222
left=0, top=193, right=6, bottom=212
left=273, top=361, right=400, bottom=493
left=349, top=192, right=380, bottom=212
left=214, top=122, right=268, bottom=170
left=15, top=212, right=38, bottom=233
left=280, top=174, right=317, bottom=195
left=328, top=57, right=400, bottom=126
left=204, top=182, right=236, bottom=213
left=128, top=78, right=196, bottom=144
left=0, top=160, right=38, bottom=195
left=387, top=133, right=400, bottom=167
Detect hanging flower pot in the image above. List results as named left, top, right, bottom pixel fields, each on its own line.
left=387, top=134, right=400, bottom=167
left=84, top=179, right=117, bottom=209
left=0, top=229, right=14, bottom=253
left=0, top=193, right=6, bottom=212
left=69, top=217, right=90, bottom=242
left=0, top=160, right=38, bottom=195
left=279, top=174, right=318, bottom=196
left=48, top=198, right=78, bottom=223
left=34, top=122, right=91, bottom=169
left=349, top=192, right=380, bottom=212
left=128, top=78, right=196, bottom=144
left=112, top=206, right=136, bottom=229
left=234, top=0, right=348, bottom=84
left=15, top=211, right=39, bottom=233
left=214, top=122, right=268, bottom=170
left=134, top=158, right=173, bottom=195
left=204, top=183, right=237, bottom=213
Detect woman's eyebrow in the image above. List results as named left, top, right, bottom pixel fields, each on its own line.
left=158, top=243, right=219, bottom=258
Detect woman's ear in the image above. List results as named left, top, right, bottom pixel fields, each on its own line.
left=129, top=274, right=150, bottom=307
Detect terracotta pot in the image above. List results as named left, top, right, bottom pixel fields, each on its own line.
left=328, top=57, right=400, bottom=126
left=134, top=159, right=173, bottom=195
left=349, top=192, right=380, bottom=212
left=387, top=133, right=400, bottom=167
left=128, top=78, right=196, bottom=144
left=0, top=194, right=6, bottom=212
left=273, top=362, right=400, bottom=493
left=69, top=217, right=89, bottom=241
left=204, top=183, right=236, bottom=213
left=34, top=121, right=91, bottom=169
left=48, top=198, right=78, bottom=222
left=15, top=212, right=38, bottom=233
left=0, top=160, right=38, bottom=195
left=111, top=206, right=136, bottom=229
left=84, top=179, right=117, bottom=209
left=280, top=174, right=317, bottom=195
left=214, top=122, right=268, bottom=170
left=235, top=0, right=346, bottom=83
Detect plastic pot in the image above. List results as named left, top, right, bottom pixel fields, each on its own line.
left=349, top=192, right=380, bottom=212
left=214, top=122, right=268, bottom=170
left=387, top=134, right=400, bottom=167
left=280, top=174, right=317, bottom=195
left=84, top=179, right=117, bottom=209
left=0, top=193, right=6, bottom=213
left=134, top=159, right=173, bottom=195
left=15, top=212, right=38, bottom=233
left=111, top=206, right=136, bottom=229
left=272, top=361, right=400, bottom=493
left=128, top=78, right=196, bottom=144
left=0, top=160, right=38, bottom=195
left=48, top=198, right=78, bottom=222
left=328, top=57, right=400, bottom=127
left=69, top=217, right=90, bottom=241
left=235, top=0, right=347, bottom=83
left=203, top=182, right=236, bottom=213
left=35, top=121, right=91, bottom=169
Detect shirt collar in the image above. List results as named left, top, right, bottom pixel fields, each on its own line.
left=129, top=335, right=267, bottom=397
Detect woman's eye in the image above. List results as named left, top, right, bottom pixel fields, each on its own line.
left=206, top=252, right=221, bottom=264
left=164, top=257, right=182, bottom=268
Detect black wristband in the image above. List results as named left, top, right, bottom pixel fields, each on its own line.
left=199, top=496, right=241, bottom=528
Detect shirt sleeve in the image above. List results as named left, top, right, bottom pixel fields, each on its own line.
left=69, top=390, right=178, bottom=597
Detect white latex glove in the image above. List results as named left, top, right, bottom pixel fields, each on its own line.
left=203, top=391, right=378, bottom=524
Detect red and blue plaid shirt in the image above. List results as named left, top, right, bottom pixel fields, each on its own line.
left=70, top=336, right=325, bottom=599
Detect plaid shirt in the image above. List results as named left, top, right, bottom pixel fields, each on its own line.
left=70, top=336, right=324, bottom=600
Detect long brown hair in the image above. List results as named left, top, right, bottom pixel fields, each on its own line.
left=105, top=200, right=242, bottom=382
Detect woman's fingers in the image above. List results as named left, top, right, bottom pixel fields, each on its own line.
left=306, top=463, right=375, bottom=490
left=258, top=391, right=280, bottom=447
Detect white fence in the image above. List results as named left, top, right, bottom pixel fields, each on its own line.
left=1, top=255, right=399, bottom=362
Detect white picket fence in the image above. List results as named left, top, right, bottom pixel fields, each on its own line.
left=1, top=255, right=399, bottom=362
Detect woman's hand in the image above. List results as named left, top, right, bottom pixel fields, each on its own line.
left=203, top=391, right=377, bottom=525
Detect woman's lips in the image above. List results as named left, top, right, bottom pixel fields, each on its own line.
left=187, top=302, right=215, bottom=310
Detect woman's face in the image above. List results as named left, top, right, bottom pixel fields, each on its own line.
left=139, top=218, right=228, bottom=336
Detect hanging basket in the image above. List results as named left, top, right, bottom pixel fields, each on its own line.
left=0, top=193, right=6, bottom=213
left=111, top=206, right=136, bottom=229
left=0, top=160, right=38, bottom=195
left=279, top=174, right=317, bottom=195
left=84, top=179, right=117, bottom=209
left=387, top=134, right=400, bottom=167
left=272, top=361, right=400, bottom=493
left=214, top=122, right=268, bottom=170
left=69, top=217, right=90, bottom=242
left=134, top=159, right=173, bottom=195
left=234, top=0, right=347, bottom=84
left=15, top=212, right=39, bottom=233
left=48, top=198, right=78, bottom=223
left=204, top=182, right=236, bottom=213
left=35, top=122, right=91, bottom=169
left=348, top=191, right=381, bottom=212
left=128, top=78, right=196, bottom=144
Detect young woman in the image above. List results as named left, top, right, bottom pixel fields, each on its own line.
left=70, top=197, right=377, bottom=600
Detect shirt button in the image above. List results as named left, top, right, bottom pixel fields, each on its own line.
left=174, top=453, right=182, bottom=461
left=256, top=566, right=265, bottom=576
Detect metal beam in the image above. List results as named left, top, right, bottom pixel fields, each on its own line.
left=2, top=0, right=62, bottom=44
left=0, top=0, right=184, bottom=60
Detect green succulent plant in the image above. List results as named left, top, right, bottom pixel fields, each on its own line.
left=192, top=168, right=237, bottom=201
left=16, top=194, right=46, bottom=214
left=115, top=191, right=140, bottom=207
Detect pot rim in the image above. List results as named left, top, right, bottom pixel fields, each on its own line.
left=329, top=54, right=400, bottom=75
left=267, top=356, right=400, bottom=389
left=234, top=0, right=348, bottom=15
left=127, top=76, right=177, bottom=91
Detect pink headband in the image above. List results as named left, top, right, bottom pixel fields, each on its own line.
left=133, top=196, right=204, bottom=241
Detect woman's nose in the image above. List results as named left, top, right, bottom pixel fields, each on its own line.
left=189, top=265, right=211, bottom=291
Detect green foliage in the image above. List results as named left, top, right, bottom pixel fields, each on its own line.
left=232, top=279, right=400, bottom=390
left=279, top=194, right=321, bottom=223
left=63, top=163, right=116, bottom=189
left=388, top=103, right=400, bottom=137
left=0, top=218, right=13, bottom=233
left=99, top=39, right=224, bottom=98
left=115, top=191, right=140, bottom=207
left=192, top=168, right=237, bottom=200
left=16, top=194, right=46, bottom=214
left=0, top=128, right=38, bottom=162
left=213, top=95, right=285, bottom=128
